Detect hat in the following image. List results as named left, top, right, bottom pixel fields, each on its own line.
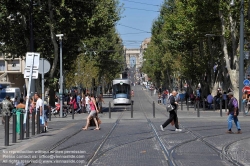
left=227, top=92, right=234, bottom=96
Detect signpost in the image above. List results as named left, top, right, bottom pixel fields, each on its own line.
left=24, top=52, right=40, bottom=124
left=38, top=58, right=51, bottom=124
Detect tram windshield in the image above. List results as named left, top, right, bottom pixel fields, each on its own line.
left=113, top=83, right=130, bottom=98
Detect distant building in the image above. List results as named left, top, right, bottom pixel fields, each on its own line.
left=0, top=53, right=25, bottom=91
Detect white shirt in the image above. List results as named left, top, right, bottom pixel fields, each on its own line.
left=85, top=96, right=89, bottom=105
left=36, top=98, right=43, bottom=112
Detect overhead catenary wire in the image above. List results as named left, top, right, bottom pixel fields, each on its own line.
left=121, top=0, right=160, bottom=7
left=118, top=24, right=150, bottom=33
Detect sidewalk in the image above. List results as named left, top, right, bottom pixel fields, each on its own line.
left=0, top=96, right=114, bottom=152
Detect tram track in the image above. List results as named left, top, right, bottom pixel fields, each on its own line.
left=23, top=104, right=126, bottom=166
left=142, top=87, right=250, bottom=166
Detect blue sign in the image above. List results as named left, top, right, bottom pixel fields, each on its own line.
left=243, top=79, right=250, bottom=86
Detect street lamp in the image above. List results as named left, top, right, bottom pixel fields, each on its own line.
left=56, top=34, right=64, bottom=118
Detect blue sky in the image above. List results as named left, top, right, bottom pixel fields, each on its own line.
left=116, top=0, right=163, bottom=48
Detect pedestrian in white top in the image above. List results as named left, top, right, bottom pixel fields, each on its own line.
left=34, top=93, right=45, bottom=132
left=85, top=94, right=90, bottom=113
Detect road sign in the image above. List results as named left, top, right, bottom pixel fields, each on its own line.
left=242, top=86, right=250, bottom=93
left=24, top=52, right=40, bottom=79
left=25, top=52, right=40, bottom=70
left=24, top=70, right=39, bottom=79
left=243, top=79, right=250, bottom=86
left=38, top=58, right=51, bottom=74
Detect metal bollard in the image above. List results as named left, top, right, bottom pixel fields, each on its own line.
left=20, top=112, right=24, bottom=140
left=197, top=101, right=200, bottom=117
left=181, top=99, right=183, bottom=110
left=225, top=99, right=227, bottom=112
left=187, top=100, right=189, bottom=111
left=131, top=101, right=133, bottom=118
left=220, top=99, right=222, bottom=117
left=37, top=111, right=40, bottom=134
left=203, top=98, right=205, bottom=111
left=213, top=99, right=216, bottom=111
left=5, top=114, right=9, bottom=146
left=153, top=101, right=155, bottom=118
left=109, top=102, right=111, bottom=119
left=26, top=111, right=30, bottom=138
left=72, top=107, right=74, bottom=120
left=194, top=101, right=196, bottom=111
left=12, top=113, right=16, bottom=143
left=32, top=111, right=35, bottom=135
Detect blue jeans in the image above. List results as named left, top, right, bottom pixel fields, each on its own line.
left=228, top=114, right=241, bottom=130
left=163, top=98, right=166, bottom=105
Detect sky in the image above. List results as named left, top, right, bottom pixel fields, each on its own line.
left=116, top=0, right=163, bottom=49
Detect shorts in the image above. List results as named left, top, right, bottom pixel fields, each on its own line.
left=2, top=110, right=10, bottom=116
left=89, top=110, right=97, bottom=118
left=44, top=110, right=48, bottom=121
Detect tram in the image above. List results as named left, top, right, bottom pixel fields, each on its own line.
left=112, top=78, right=131, bottom=105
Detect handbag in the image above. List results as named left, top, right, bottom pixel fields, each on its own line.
left=166, top=104, right=174, bottom=112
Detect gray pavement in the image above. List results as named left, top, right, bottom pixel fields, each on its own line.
left=0, top=86, right=249, bottom=166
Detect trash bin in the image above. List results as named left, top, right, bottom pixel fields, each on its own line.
left=15, top=109, right=22, bottom=134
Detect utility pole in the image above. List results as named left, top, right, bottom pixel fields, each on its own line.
left=56, top=34, right=64, bottom=118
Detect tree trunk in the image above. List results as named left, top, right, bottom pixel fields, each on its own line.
left=219, top=10, right=239, bottom=100
left=48, top=0, right=59, bottom=78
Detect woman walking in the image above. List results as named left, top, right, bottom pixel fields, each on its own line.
left=82, top=94, right=100, bottom=130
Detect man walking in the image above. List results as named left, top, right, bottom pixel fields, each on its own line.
left=227, top=92, right=242, bottom=134
left=2, top=96, right=13, bottom=124
left=160, top=91, right=182, bottom=131
left=34, top=93, right=45, bottom=132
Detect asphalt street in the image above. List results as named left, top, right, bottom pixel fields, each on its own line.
left=0, top=85, right=250, bottom=166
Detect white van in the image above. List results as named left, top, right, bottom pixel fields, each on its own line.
left=0, top=87, right=21, bottom=103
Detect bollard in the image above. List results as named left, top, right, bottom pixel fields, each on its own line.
left=109, top=101, right=111, bottom=119
left=197, top=101, right=200, bottom=117
left=49, top=106, right=51, bottom=121
left=26, top=111, right=30, bottom=138
left=32, top=111, right=35, bottom=135
left=20, top=112, right=24, bottom=140
left=203, top=98, right=205, bottom=111
left=225, top=99, right=227, bottom=112
left=213, top=98, right=216, bottom=111
left=220, top=99, right=222, bottom=117
left=37, top=111, right=40, bottom=134
left=194, top=101, right=196, bottom=111
left=72, top=107, right=74, bottom=120
left=181, top=99, right=183, bottom=110
left=5, top=114, right=9, bottom=146
left=131, top=101, right=133, bottom=118
left=187, top=100, right=189, bottom=111
left=153, top=101, right=155, bottom=118
left=12, top=113, right=16, bottom=143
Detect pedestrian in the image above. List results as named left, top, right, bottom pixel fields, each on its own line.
left=2, top=96, right=13, bottom=124
left=97, top=93, right=105, bottom=113
left=227, top=92, right=242, bottom=134
left=206, top=93, right=213, bottom=109
left=34, top=93, right=45, bottom=132
left=160, top=91, right=182, bottom=131
left=131, top=90, right=134, bottom=97
left=43, top=101, right=49, bottom=131
left=16, top=98, right=25, bottom=109
left=82, top=94, right=100, bottom=130
left=81, top=94, right=85, bottom=113
left=85, top=94, right=90, bottom=114
left=70, top=94, right=78, bottom=114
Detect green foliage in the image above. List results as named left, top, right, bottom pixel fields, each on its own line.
left=0, top=0, right=123, bottom=89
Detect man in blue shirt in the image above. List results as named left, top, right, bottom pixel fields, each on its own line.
left=227, top=92, right=241, bottom=134
left=206, top=93, right=213, bottom=109
left=76, top=93, right=81, bottom=113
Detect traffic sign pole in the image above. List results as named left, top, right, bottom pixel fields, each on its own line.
left=24, top=53, right=40, bottom=124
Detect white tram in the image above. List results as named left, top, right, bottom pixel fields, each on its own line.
left=112, top=79, right=131, bottom=105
